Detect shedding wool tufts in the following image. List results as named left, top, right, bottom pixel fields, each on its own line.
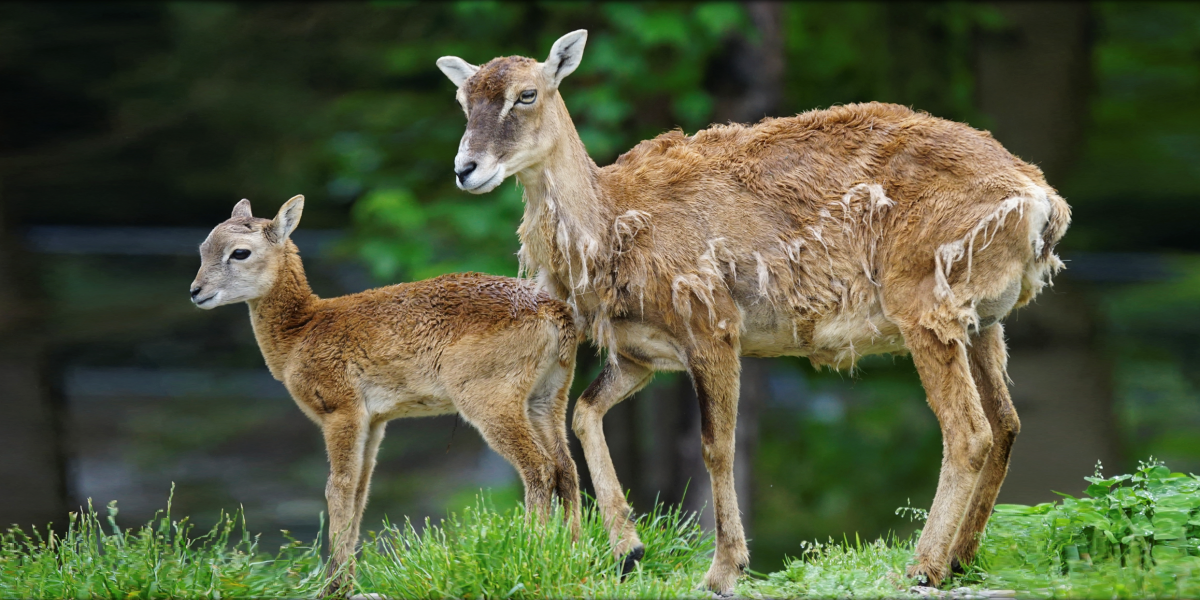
left=612, top=209, right=652, bottom=255
left=934, top=196, right=1027, bottom=302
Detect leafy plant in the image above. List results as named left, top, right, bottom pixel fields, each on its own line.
left=743, top=534, right=917, bottom=599
left=971, top=458, right=1200, bottom=597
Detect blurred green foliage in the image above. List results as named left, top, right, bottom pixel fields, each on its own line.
left=1065, top=3, right=1200, bottom=203
left=334, top=2, right=754, bottom=281
left=753, top=357, right=938, bottom=570
left=1104, top=257, right=1200, bottom=473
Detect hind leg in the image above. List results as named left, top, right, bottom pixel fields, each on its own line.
left=529, top=361, right=582, bottom=537
left=903, top=324, right=993, bottom=587
left=948, top=323, right=1020, bottom=571
left=459, top=387, right=559, bottom=521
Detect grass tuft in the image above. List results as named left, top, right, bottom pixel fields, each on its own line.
left=0, top=489, right=713, bottom=599
left=740, top=534, right=917, bottom=598
left=355, top=491, right=714, bottom=599
left=0, top=488, right=325, bottom=598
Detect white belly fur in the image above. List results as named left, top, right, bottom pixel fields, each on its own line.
left=809, top=299, right=906, bottom=368
left=362, top=380, right=457, bottom=421
left=738, top=292, right=905, bottom=368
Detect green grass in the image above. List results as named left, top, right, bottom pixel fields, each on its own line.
left=354, top=494, right=713, bottom=599
left=0, top=491, right=714, bottom=599
left=7, top=460, right=1200, bottom=599
left=0, top=494, right=325, bottom=598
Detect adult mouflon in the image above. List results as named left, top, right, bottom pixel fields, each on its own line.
left=438, top=30, right=1070, bottom=594
left=190, top=195, right=581, bottom=596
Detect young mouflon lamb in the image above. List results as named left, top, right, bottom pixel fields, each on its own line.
left=189, top=195, right=581, bottom=596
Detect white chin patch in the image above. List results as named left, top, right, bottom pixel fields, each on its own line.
left=460, top=165, right=506, bottom=194
left=195, top=292, right=221, bottom=309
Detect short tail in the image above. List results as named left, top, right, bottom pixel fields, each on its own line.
left=545, top=302, right=580, bottom=366
left=1040, top=189, right=1071, bottom=261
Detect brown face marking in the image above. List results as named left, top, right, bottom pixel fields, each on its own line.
left=460, top=56, right=541, bottom=160
left=466, top=56, right=535, bottom=99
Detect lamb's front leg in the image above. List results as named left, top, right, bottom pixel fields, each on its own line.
left=319, top=409, right=369, bottom=598
left=350, top=421, right=387, bottom=545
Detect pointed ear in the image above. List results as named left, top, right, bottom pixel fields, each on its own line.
left=436, top=56, right=479, bottom=88
left=270, top=195, right=304, bottom=242
left=543, top=29, right=587, bottom=90
left=232, top=199, right=253, bottom=219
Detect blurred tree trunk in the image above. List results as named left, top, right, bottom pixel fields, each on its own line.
left=973, top=2, right=1119, bottom=503
left=0, top=179, right=68, bottom=530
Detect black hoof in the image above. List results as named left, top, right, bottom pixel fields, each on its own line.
left=619, top=544, right=645, bottom=578
left=950, top=557, right=965, bottom=576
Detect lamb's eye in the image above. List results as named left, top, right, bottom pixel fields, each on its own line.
left=230, top=249, right=251, bottom=260
left=518, top=89, right=537, bottom=104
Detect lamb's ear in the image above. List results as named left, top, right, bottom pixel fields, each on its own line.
left=231, top=199, right=253, bottom=219
left=543, top=30, right=587, bottom=90
left=436, top=56, right=479, bottom=88
left=270, top=195, right=304, bottom=242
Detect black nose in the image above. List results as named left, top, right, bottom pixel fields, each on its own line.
left=455, top=161, right=477, bottom=184
left=190, top=286, right=202, bottom=298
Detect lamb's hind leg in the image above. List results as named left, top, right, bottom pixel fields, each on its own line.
left=903, top=324, right=993, bottom=587
left=526, top=359, right=582, bottom=536
left=571, top=355, right=653, bottom=572
left=948, top=323, right=1020, bottom=572
left=457, top=388, right=558, bottom=521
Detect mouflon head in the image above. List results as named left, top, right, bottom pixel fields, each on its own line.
left=437, top=30, right=587, bottom=194
left=190, top=195, right=304, bottom=308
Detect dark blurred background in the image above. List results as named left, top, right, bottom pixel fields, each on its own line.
left=2, top=1, right=1199, bottom=572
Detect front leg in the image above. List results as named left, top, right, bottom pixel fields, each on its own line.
left=688, top=345, right=749, bottom=596
left=320, top=409, right=370, bottom=598
left=571, top=355, right=653, bottom=572
left=350, top=421, right=387, bottom=545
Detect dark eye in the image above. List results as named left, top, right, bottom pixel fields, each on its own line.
left=518, top=89, right=537, bottom=104
left=230, top=249, right=251, bottom=260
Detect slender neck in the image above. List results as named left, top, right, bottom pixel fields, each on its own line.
left=247, top=241, right=316, bottom=376
left=514, top=96, right=611, bottom=294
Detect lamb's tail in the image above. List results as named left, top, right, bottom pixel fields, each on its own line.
left=546, top=302, right=580, bottom=367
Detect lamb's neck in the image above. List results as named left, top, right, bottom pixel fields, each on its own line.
left=515, top=124, right=612, bottom=296
left=248, top=244, right=317, bottom=378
